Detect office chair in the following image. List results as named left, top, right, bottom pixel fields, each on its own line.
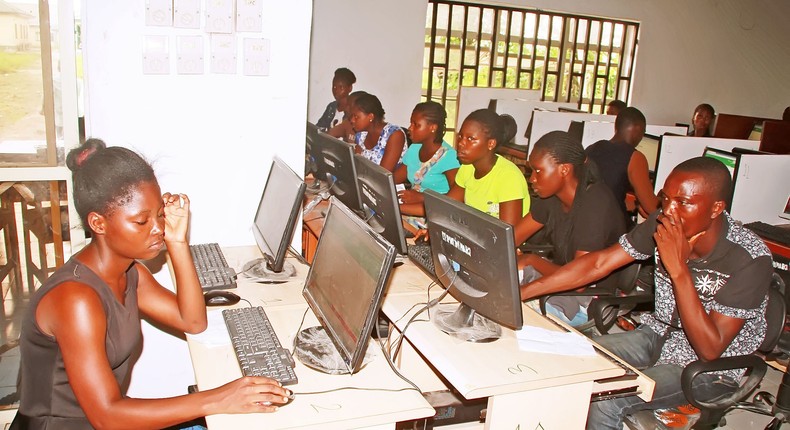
left=19, top=181, right=70, bottom=292
left=538, top=260, right=651, bottom=334
left=625, top=273, right=786, bottom=429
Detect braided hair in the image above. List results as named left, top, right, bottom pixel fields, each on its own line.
left=412, top=101, right=447, bottom=144
left=532, top=130, right=600, bottom=191
left=66, top=138, right=157, bottom=229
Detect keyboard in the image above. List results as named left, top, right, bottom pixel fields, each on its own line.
left=223, top=307, right=299, bottom=385
left=745, top=221, right=790, bottom=246
left=407, top=243, right=436, bottom=277
left=190, top=243, right=237, bottom=291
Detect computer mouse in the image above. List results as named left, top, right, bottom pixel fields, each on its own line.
left=204, top=290, right=241, bottom=306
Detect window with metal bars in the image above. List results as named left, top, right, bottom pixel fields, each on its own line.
left=423, top=0, right=640, bottom=136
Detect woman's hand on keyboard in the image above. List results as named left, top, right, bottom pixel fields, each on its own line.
left=205, top=376, right=292, bottom=414
left=162, top=192, right=190, bottom=243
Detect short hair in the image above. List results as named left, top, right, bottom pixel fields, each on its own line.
left=607, top=100, right=627, bottom=112
left=333, top=68, right=356, bottom=86
left=464, top=109, right=504, bottom=146
left=353, top=93, right=385, bottom=120
left=615, top=107, right=646, bottom=131
left=66, top=138, right=157, bottom=229
left=672, top=156, right=732, bottom=203
left=694, top=103, right=716, bottom=117
left=412, top=101, right=447, bottom=143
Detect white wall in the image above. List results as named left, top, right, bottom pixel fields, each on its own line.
left=82, top=0, right=312, bottom=398
left=307, top=0, right=428, bottom=128
left=83, top=0, right=311, bottom=247
left=311, top=0, right=790, bottom=130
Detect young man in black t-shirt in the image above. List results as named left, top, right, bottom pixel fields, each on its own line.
left=520, top=157, right=773, bottom=430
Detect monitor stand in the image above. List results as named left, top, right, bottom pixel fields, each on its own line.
left=305, top=177, right=330, bottom=195
left=293, top=326, right=358, bottom=375
left=432, top=303, right=501, bottom=343
left=240, top=258, right=296, bottom=283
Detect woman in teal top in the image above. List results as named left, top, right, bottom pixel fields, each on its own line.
left=395, top=101, right=460, bottom=217
left=447, top=109, right=530, bottom=227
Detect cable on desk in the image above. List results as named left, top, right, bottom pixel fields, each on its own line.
left=375, top=335, right=422, bottom=393
left=287, top=246, right=309, bottom=266
left=290, top=386, right=419, bottom=396
left=239, top=298, right=253, bottom=308
left=290, top=307, right=311, bottom=358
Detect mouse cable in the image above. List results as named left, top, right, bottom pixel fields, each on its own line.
left=240, top=298, right=253, bottom=308
left=290, top=386, right=418, bottom=397
left=287, top=246, right=309, bottom=266
left=290, top=307, right=310, bottom=358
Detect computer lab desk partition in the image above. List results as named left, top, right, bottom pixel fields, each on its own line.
left=382, top=262, right=655, bottom=430
left=181, top=246, right=435, bottom=430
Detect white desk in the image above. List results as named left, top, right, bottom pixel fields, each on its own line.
left=184, top=246, right=435, bottom=430
left=382, top=261, right=655, bottom=429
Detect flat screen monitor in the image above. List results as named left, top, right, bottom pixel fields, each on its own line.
left=567, top=120, right=584, bottom=145
left=247, top=156, right=306, bottom=281
left=423, top=189, right=522, bottom=342
left=703, top=147, right=738, bottom=178
left=637, top=133, right=661, bottom=172
left=299, top=197, right=397, bottom=374
left=354, top=154, right=408, bottom=255
left=311, top=131, right=364, bottom=214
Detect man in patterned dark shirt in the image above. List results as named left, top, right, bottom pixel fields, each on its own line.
left=520, top=156, right=773, bottom=429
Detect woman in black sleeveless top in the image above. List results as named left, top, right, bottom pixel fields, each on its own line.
left=14, top=139, right=290, bottom=429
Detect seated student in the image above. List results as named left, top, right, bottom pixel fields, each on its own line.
left=394, top=101, right=460, bottom=217
left=316, top=67, right=356, bottom=130
left=13, top=139, right=291, bottom=429
left=606, top=99, right=627, bottom=116
left=687, top=103, right=716, bottom=137
left=328, top=90, right=368, bottom=144
left=446, top=109, right=530, bottom=226
left=585, top=107, right=659, bottom=220
left=514, top=131, right=626, bottom=326
left=348, top=93, right=407, bottom=172
left=521, top=157, right=772, bottom=430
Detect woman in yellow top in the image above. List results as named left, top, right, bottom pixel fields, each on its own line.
left=446, top=109, right=530, bottom=226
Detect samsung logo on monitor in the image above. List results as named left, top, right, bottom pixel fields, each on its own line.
left=324, top=157, right=335, bottom=168
left=441, top=231, right=471, bottom=256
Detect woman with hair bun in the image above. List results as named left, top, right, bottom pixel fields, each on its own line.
left=446, top=109, right=529, bottom=227
left=13, top=139, right=290, bottom=429
left=515, top=131, right=626, bottom=326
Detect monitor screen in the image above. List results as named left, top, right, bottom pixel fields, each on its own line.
left=301, top=197, right=396, bottom=374
left=311, top=131, right=363, bottom=213
left=702, top=146, right=737, bottom=179
left=354, top=154, right=408, bottom=255
left=251, top=157, right=306, bottom=276
left=636, top=133, right=660, bottom=172
left=423, top=190, right=522, bottom=342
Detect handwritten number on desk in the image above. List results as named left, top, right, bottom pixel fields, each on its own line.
left=514, top=424, right=545, bottom=430
left=507, top=364, right=537, bottom=375
left=310, top=403, right=342, bottom=414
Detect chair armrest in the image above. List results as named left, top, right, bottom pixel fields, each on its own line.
left=681, top=354, right=766, bottom=410
left=588, top=294, right=653, bottom=334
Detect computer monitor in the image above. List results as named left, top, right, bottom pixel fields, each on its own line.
left=636, top=133, right=661, bottom=172
left=311, top=131, right=364, bottom=214
left=298, top=197, right=397, bottom=374
left=245, top=156, right=307, bottom=281
left=703, top=147, right=738, bottom=178
left=779, top=195, right=790, bottom=221
left=423, top=189, right=522, bottom=342
left=354, top=154, right=408, bottom=255
left=567, top=120, right=584, bottom=145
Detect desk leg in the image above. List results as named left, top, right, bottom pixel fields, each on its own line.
left=484, top=381, right=593, bottom=429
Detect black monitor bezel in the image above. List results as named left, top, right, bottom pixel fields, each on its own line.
left=354, top=154, right=408, bottom=255
left=302, top=197, right=397, bottom=374
left=311, top=131, right=364, bottom=213
left=251, top=156, right=307, bottom=273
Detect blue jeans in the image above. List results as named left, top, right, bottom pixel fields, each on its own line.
left=587, top=325, right=738, bottom=430
left=544, top=302, right=588, bottom=327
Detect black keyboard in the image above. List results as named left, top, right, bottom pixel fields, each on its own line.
left=745, top=222, right=790, bottom=246
left=223, top=307, right=298, bottom=386
left=190, top=243, right=237, bottom=291
left=408, top=244, right=436, bottom=277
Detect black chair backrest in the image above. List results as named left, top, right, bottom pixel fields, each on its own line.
left=758, top=273, right=786, bottom=353
left=615, top=261, right=642, bottom=294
